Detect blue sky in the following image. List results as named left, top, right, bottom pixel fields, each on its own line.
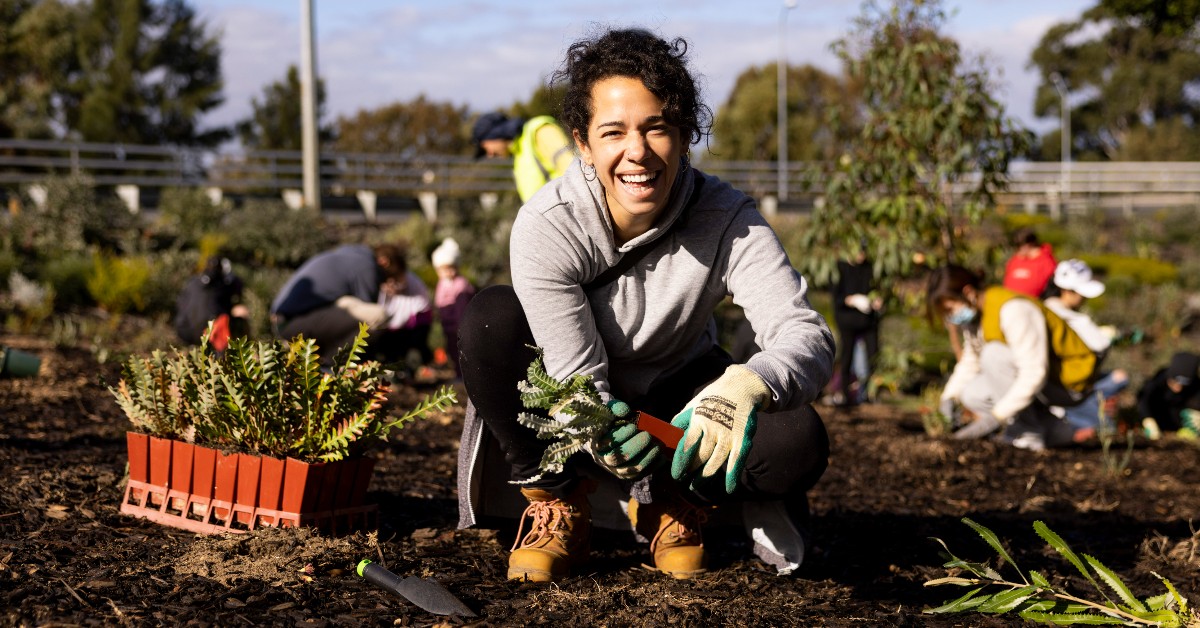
left=197, top=0, right=1094, bottom=138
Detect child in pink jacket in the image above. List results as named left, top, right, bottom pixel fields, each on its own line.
left=432, top=238, right=475, bottom=379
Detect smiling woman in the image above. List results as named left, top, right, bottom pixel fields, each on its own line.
left=455, top=27, right=836, bottom=584
left=574, top=76, right=683, bottom=244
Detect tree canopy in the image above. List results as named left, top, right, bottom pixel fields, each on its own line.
left=712, top=63, right=855, bottom=162
left=334, top=95, right=469, bottom=157
left=1030, top=0, right=1200, bottom=161
left=0, top=0, right=226, bottom=146
left=798, top=0, right=1031, bottom=286
left=237, top=65, right=331, bottom=152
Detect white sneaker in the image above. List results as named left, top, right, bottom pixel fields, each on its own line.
left=1010, top=431, right=1046, bottom=451
left=742, top=499, right=807, bottom=576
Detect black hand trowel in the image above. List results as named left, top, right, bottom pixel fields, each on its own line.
left=356, top=560, right=476, bottom=617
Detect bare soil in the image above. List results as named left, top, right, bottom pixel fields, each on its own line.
left=2, top=326, right=1199, bottom=627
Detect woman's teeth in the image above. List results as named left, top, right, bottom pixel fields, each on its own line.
left=620, top=172, right=657, bottom=184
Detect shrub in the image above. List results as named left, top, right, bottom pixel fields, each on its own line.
left=139, top=249, right=202, bottom=316
left=154, top=187, right=231, bottom=247
left=238, top=265, right=294, bottom=338
left=87, top=252, right=151, bottom=315
left=0, top=247, right=19, bottom=290
left=1079, top=253, right=1178, bottom=287
left=110, top=323, right=457, bottom=462
left=2, top=271, right=55, bottom=332
left=9, top=175, right=140, bottom=258
left=38, top=253, right=95, bottom=310
left=222, top=199, right=335, bottom=268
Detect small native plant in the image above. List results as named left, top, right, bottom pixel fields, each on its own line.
left=111, top=322, right=456, bottom=462
left=920, top=385, right=954, bottom=437
left=925, top=518, right=1195, bottom=626
left=1098, top=393, right=1135, bottom=478
left=516, top=347, right=619, bottom=481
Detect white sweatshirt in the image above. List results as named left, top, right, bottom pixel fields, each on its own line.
left=942, top=298, right=1048, bottom=422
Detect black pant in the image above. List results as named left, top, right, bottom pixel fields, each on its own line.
left=277, top=305, right=431, bottom=366
left=458, top=285, right=829, bottom=504
left=834, top=319, right=879, bottom=403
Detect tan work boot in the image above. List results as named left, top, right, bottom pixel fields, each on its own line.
left=628, top=494, right=708, bottom=579
left=507, top=482, right=592, bottom=582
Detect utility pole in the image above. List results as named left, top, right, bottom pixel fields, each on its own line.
left=300, top=0, right=320, bottom=211
left=1050, top=72, right=1070, bottom=205
left=777, top=0, right=797, bottom=202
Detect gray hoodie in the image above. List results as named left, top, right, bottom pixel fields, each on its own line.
left=509, top=161, right=833, bottom=409
left=458, top=161, right=833, bottom=555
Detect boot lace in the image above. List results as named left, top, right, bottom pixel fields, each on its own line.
left=651, top=500, right=708, bottom=552
left=511, top=498, right=575, bottom=551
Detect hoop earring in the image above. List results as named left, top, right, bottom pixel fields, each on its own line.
left=681, top=153, right=691, bottom=169
left=581, top=161, right=597, bottom=182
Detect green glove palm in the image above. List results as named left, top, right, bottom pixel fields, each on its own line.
left=670, top=365, right=770, bottom=494
left=588, top=399, right=661, bottom=480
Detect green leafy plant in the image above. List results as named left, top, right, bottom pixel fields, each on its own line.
left=87, top=252, right=151, bottom=315
left=2, top=271, right=55, bottom=332
left=516, top=347, right=619, bottom=480
left=1098, top=393, right=1135, bottom=478
left=926, top=518, right=1194, bottom=626
left=110, top=322, right=456, bottom=462
left=919, top=385, right=954, bottom=437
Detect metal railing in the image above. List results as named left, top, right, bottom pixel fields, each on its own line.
left=2, top=139, right=1199, bottom=212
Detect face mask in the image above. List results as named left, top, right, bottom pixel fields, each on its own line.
left=946, top=305, right=977, bottom=326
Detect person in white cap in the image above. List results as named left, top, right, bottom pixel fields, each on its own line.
left=1043, top=259, right=1128, bottom=438
left=431, top=238, right=475, bottom=380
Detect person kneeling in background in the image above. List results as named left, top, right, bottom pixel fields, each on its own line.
left=1137, top=352, right=1200, bottom=440
left=927, top=264, right=1097, bottom=451
left=174, top=255, right=250, bottom=353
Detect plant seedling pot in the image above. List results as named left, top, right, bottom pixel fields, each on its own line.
left=0, top=346, right=41, bottom=378
left=120, top=432, right=377, bottom=535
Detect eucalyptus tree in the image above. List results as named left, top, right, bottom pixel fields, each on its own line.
left=237, top=65, right=331, bottom=151
left=712, top=62, right=853, bottom=163
left=1030, top=0, right=1200, bottom=161
left=334, top=95, right=469, bottom=157
left=799, top=0, right=1031, bottom=287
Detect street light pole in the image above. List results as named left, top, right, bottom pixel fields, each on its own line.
left=1050, top=73, right=1070, bottom=204
left=777, top=0, right=798, bottom=203
left=300, top=0, right=320, bottom=211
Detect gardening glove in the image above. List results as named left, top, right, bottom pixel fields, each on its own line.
left=938, top=397, right=956, bottom=421
left=952, top=411, right=1001, bottom=440
left=588, top=399, right=661, bottom=480
left=846, top=294, right=872, bottom=315
left=1179, top=409, right=1199, bottom=440
left=670, top=364, right=771, bottom=494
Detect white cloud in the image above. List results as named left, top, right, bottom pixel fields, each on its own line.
left=202, top=1, right=1090, bottom=141
left=203, top=6, right=298, bottom=129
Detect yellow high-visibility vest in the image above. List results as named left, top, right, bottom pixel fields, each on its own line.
left=513, top=116, right=571, bottom=202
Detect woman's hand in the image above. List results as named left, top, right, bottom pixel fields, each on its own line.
left=588, top=400, right=661, bottom=480
left=670, top=365, right=770, bottom=494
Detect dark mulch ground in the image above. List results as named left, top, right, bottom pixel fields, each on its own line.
left=2, top=326, right=1198, bottom=627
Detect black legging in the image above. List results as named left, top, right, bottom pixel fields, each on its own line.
left=834, top=319, right=879, bottom=403
left=458, top=285, right=829, bottom=504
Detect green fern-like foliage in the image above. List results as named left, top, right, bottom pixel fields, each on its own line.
left=925, top=518, right=1194, bottom=626
left=109, top=321, right=456, bottom=462
left=515, top=347, right=628, bottom=481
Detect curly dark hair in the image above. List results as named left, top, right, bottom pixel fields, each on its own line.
left=551, top=27, right=712, bottom=147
